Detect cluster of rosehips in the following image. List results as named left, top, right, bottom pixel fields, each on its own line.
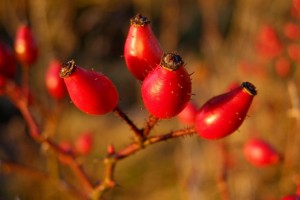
left=57, top=14, right=257, bottom=140
left=0, top=14, right=260, bottom=170
left=254, top=0, right=300, bottom=80
left=1, top=13, right=295, bottom=199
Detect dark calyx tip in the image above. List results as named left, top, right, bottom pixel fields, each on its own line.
left=130, top=14, right=150, bottom=26
left=160, top=52, right=184, bottom=71
left=60, top=60, right=76, bottom=78
left=242, top=82, right=257, bottom=96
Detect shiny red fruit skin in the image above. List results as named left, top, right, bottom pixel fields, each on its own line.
left=60, top=60, right=119, bottom=115
left=0, top=42, right=17, bottom=79
left=14, top=25, right=38, bottom=65
left=45, top=59, right=67, bottom=100
left=195, top=82, right=257, bottom=140
left=141, top=53, right=191, bottom=119
left=243, top=138, right=281, bottom=167
left=124, top=14, right=163, bottom=80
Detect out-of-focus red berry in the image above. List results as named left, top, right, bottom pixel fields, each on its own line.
left=243, top=138, right=281, bottom=167
left=14, top=25, right=38, bottom=65
left=284, top=22, right=300, bottom=40
left=45, top=59, right=67, bottom=100
left=177, top=101, right=198, bottom=125
left=74, top=132, right=93, bottom=155
left=287, top=43, right=300, bottom=62
left=256, top=25, right=282, bottom=59
left=274, top=56, right=293, bottom=79
left=291, top=0, right=300, bottom=19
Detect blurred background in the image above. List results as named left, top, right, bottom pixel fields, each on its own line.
left=0, top=0, right=300, bottom=199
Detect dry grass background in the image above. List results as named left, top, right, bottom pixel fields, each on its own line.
left=0, top=0, right=300, bottom=199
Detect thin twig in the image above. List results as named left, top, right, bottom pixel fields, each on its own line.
left=113, top=106, right=144, bottom=141
left=216, top=141, right=230, bottom=200
left=4, top=80, right=94, bottom=196
left=0, top=159, right=48, bottom=179
left=93, top=126, right=197, bottom=198
left=143, top=114, right=159, bottom=137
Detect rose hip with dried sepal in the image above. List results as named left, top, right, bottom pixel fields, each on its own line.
left=243, top=138, right=281, bottom=167
left=141, top=52, right=192, bottom=119
left=124, top=14, right=163, bottom=80
left=14, top=24, right=38, bottom=65
left=195, top=82, right=257, bottom=140
left=45, top=59, right=67, bottom=100
left=60, top=60, right=119, bottom=115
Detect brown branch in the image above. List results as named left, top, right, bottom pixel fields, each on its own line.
left=4, top=80, right=94, bottom=196
left=93, top=126, right=197, bottom=198
left=142, top=114, right=159, bottom=137
left=113, top=106, right=144, bottom=141
left=0, top=159, right=48, bottom=179
left=216, top=141, right=230, bottom=200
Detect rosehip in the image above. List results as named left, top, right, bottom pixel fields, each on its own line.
left=177, top=101, right=198, bottom=125
left=45, top=59, right=67, bottom=100
left=14, top=24, right=38, bottom=65
left=256, top=25, right=282, bottom=59
left=274, top=56, right=293, bottom=79
left=0, top=42, right=17, bottom=79
left=195, top=82, right=257, bottom=140
left=141, top=52, right=191, bottom=119
left=74, top=132, right=93, bottom=155
left=60, top=60, right=119, bottom=115
left=243, top=138, right=281, bottom=167
left=287, top=43, right=300, bottom=62
left=284, top=22, right=300, bottom=40
left=124, top=14, right=163, bottom=80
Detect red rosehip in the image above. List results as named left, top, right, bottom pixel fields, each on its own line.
left=243, top=138, right=281, bottom=167
left=195, top=82, right=257, bottom=140
left=177, top=101, right=198, bottom=125
left=45, top=59, right=67, bottom=100
left=0, top=42, right=17, bottom=79
left=274, top=56, right=293, bottom=79
left=60, top=60, right=119, bottom=115
left=14, top=25, right=38, bottom=65
left=142, top=52, right=192, bottom=119
left=287, top=43, right=300, bottom=62
left=74, top=132, right=93, bottom=155
left=124, top=14, right=163, bottom=80
left=284, top=22, right=300, bottom=40
left=281, top=195, right=300, bottom=200
left=292, top=0, right=300, bottom=19
left=256, top=25, right=282, bottom=59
